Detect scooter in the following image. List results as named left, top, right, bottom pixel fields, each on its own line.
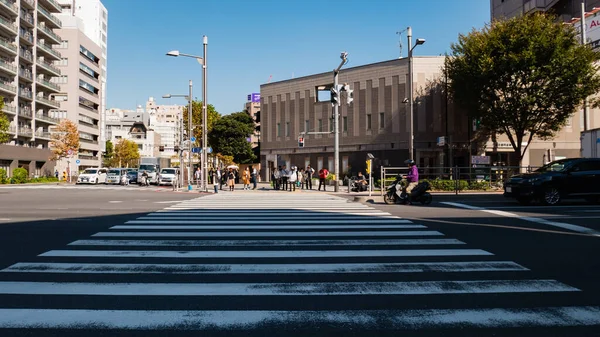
left=384, top=175, right=433, bottom=205
left=140, top=175, right=150, bottom=187
left=120, top=174, right=129, bottom=186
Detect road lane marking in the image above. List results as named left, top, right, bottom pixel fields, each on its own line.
left=39, top=249, right=492, bottom=259
left=154, top=201, right=185, bottom=204
left=150, top=211, right=394, bottom=216
left=441, top=202, right=600, bottom=235
left=0, top=279, right=574, bottom=296
left=0, top=307, right=597, bottom=329
left=67, top=238, right=464, bottom=247
left=124, top=219, right=409, bottom=225
left=91, top=231, right=445, bottom=238
left=108, top=201, right=122, bottom=203
left=112, top=224, right=424, bottom=230
left=1, top=261, right=527, bottom=274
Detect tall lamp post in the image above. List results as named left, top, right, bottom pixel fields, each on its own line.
left=163, top=92, right=191, bottom=189
left=166, top=36, right=208, bottom=192
left=407, top=27, right=425, bottom=161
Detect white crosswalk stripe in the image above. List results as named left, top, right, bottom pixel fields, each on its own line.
left=0, top=192, right=596, bottom=335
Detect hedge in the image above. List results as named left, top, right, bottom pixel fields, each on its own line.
left=0, top=168, right=59, bottom=184
left=11, top=168, right=28, bottom=184
left=376, top=178, right=493, bottom=191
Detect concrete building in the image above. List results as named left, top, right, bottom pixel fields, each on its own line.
left=146, top=96, right=182, bottom=159
left=491, top=0, right=600, bottom=22
left=244, top=95, right=260, bottom=149
left=52, top=13, right=103, bottom=171
left=56, top=0, right=107, bottom=150
left=110, top=121, right=161, bottom=159
left=0, top=0, right=64, bottom=177
left=260, top=57, right=584, bottom=181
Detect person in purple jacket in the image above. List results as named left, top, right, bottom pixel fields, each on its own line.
left=402, top=159, right=419, bottom=205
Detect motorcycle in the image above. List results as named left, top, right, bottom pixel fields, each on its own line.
left=384, top=175, right=433, bottom=205
left=350, top=176, right=369, bottom=192
left=120, top=174, right=129, bottom=186
left=140, top=175, right=150, bottom=187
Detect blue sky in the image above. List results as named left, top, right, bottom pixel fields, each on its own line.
left=103, top=0, right=490, bottom=115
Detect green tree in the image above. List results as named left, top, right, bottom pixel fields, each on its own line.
left=208, top=112, right=256, bottom=164
left=182, top=101, right=221, bottom=147
left=0, top=98, right=10, bottom=144
left=103, top=140, right=115, bottom=167
left=446, top=13, right=600, bottom=165
left=114, top=139, right=140, bottom=168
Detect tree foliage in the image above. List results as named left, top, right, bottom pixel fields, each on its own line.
left=182, top=101, right=220, bottom=147
left=0, top=98, right=10, bottom=144
left=103, top=140, right=115, bottom=167
left=50, top=119, right=80, bottom=161
left=113, top=139, right=140, bottom=168
left=208, top=112, right=256, bottom=164
left=446, top=13, right=600, bottom=164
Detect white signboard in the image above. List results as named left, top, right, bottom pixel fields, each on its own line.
left=471, top=156, right=491, bottom=165
left=572, top=12, right=600, bottom=50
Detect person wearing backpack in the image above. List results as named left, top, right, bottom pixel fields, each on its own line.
left=318, top=167, right=329, bottom=191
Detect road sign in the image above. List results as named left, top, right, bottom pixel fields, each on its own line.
left=75, top=159, right=80, bottom=165
left=192, top=147, right=201, bottom=153
left=191, top=137, right=196, bottom=142
left=437, top=136, right=446, bottom=146
left=68, top=149, right=73, bottom=155
left=207, top=147, right=213, bottom=154
left=471, top=156, right=490, bottom=165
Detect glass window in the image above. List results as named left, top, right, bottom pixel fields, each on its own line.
left=305, top=120, right=309, bottom=132
left=343, top=116, right=348, bottom=132
left=379, top=112, right=385, bottom=129
left=276, top=123, right=281, bottom=137
left=285, top=122, right=289, bottom=137
left=318, top=119, right=323, bottom=132
left=367, top=114, right=372, bottom=130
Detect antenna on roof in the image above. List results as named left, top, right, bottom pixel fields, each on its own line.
left=396, top=29, right=407, bottom=58
left=267, top=75, right=272, bottom=83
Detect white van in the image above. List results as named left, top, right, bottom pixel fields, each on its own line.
left=76, top=168, right=108, bottom=184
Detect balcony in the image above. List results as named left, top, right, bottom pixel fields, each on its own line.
left=19, top=49, right=33, bottom=63
left=39, top=0, right=60, bottom=13
left=36, top=113, right=59, bottom=124
left=20, top=10, right=34, bottom=27
left=18, top=89, right=32, bottom=100
left=19, top=29, right=34, bottom=45
left=0, top=59, right=16, bottom=75
left=35, top=130, right=52, bottom=139
left=18, top=107, right=32, bottom=118
left=0, top=81, right=16, bottom=95
left=2, top=105, right=16, bottom=115
left=36, top=59, right=60, bottom=76
left=0, top=15, right=17, bottom=35
left=37, top=77, right=60, bottom=92
left=0, top=39, right=17, bottom=55
left=19, top=127, right=33, bottom=137
left=21, top=0, right=35, bottom=10
left=7, top=126, right=15, bottom=134
left=37, top=43, right=61, bottom=60
left=0, top=0, right=18, bottom=16
left=36, top=95, right=60, bottom=108
left=19, top=69, right=33, bottom=82
left=37, top=24, right=61, bottom=44
left=37, top=5, right=62, bottom=29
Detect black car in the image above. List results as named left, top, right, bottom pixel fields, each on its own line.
left=504, top=158, right=600, bottom=205
left=126, top=170, right=138, bottom=184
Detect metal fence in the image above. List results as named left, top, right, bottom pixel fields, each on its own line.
left=379, top=166, right=540, bottom=195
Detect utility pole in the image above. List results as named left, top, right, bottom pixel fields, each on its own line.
left=332, top=52, right=348, bottom=192
left=188, top=80, right=193, bottom=190
left=202, top=35, right=208, bottom=192
left=582, top=2, right=589, bottom=131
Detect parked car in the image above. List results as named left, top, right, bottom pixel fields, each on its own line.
left=105, top=168, right=127, bottom=185
left=126, top=170, right=138, bottom=184
left=76, top=168, right=108, bottom=185
left=504, top=158, right=600, bottom=205
left=158, top=168, right=180, bottom=186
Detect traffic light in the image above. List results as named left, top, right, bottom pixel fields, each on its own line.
left=330, top=87, right=339, bottom=106
left=62, top=171, right=67, bottom=181
left=298, top=136, right=304, bottom=148
left=365, top=160, right=371, bottom=174
left=343, top=83, right=353, bottom=104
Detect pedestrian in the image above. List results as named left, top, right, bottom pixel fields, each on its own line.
left=273, top=166, right=281, bottom=190
left=212, top=169, right=219, bottom=193
left=195, top=167, right=201, bottom=188
left=288, top=166, right=297, bottom=191
left=251, top=166, right=258, bottom=190
left=219, top=168, right=225, bottom=190
left=281, top=165, right=289, bottom=191
left=318, top=167, right=329, bottom=191
left=306, top=165, right=314, bottom=190
left=55, top=170, right=59, bottom=180
left=227, top=168, right=235, bottom=191
left=242, top=167, right=251, bottom=190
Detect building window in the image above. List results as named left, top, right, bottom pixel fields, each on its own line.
left=51, top=76, right=68, bottom=84
left=276, top=123, right=281, bottom=137
left=305, top=120, right=309, bottom=132
left=318, top=119, right=323, bottom=132
left=343, top=116, right=348, bottom=132
left=55, top=58, right=68, bottom=66
left=56, top=40, right=68, bottom=49
left=285, top=122, right=290, bottom=137
left=367, top=114, right=372, bottom=130
left=379, top=112, right=385, bottom=129
left=53, top=94, right=67, bottom=102
left=80, top=45, right=100, bottom=65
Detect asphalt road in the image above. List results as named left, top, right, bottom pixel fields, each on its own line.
left=0, top=186, right=598, bottom=336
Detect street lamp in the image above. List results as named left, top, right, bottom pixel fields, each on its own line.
left=162, top=91, right=191, bottom=189
left=407, top=27, right=425, bottom=161
left=166, top=35, right=208, bottom=192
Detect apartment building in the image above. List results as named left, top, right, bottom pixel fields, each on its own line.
left=109, top=120, right=161, bottom=159
left=260, top=57, right=583, bottom=180
left=51, top=13, right=103, bottom=171
left=244, top=93, right=260, bottom=149
left=0, top=0, right=63, bottom=177
left=146, top=96, right=182, bottom=159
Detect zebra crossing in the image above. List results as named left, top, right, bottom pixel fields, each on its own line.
left=0, top=192, right=598, bottom=335
left=0, top=184, right=174, bottom=191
